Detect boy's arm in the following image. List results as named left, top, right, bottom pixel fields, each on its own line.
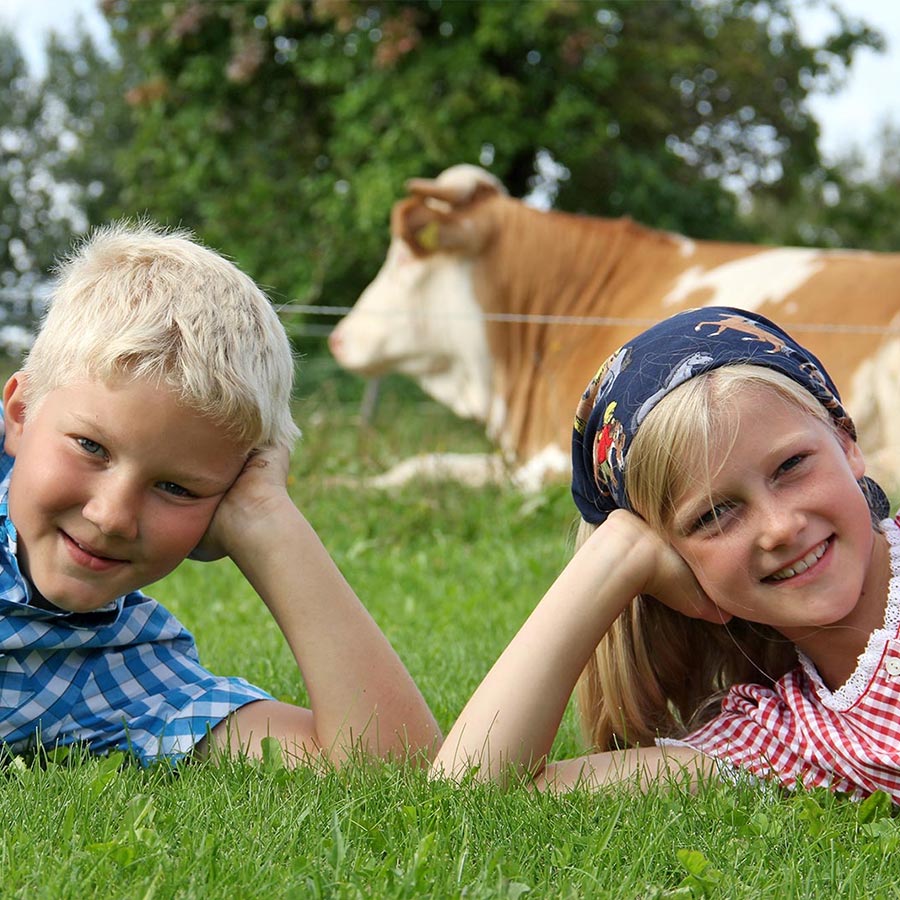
left=430, top=510, right=720, bottom=786
left=201, top=447, right=441, bottom=764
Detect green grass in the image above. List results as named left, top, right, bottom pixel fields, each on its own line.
left=2, top=359, right=899, bottom=898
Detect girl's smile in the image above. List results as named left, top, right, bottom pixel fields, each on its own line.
left=764, top=537, right=831, bottom=583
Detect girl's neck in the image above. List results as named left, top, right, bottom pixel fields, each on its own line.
left=785, top=526, right=892, bottom=691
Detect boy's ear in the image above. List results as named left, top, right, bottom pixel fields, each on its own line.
left=3, top=372, right=28, bottom=458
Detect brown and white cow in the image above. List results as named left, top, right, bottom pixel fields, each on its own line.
left=329, top=164, right=900, bottom=492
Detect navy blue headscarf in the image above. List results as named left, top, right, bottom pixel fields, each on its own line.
left=571, top=306, right=890, bottom=525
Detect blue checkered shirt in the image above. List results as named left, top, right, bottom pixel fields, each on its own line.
left=0, top=412, right=273, bottom=764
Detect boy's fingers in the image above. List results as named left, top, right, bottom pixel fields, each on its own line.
left=239, top=445, right=291, bottom=482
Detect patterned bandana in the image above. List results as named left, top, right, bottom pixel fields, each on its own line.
left=571, top=305, right=890, bottom=525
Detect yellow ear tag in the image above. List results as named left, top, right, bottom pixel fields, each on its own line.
left=416, top=220, right=440, bottom=253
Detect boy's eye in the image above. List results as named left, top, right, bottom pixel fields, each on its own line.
left=157, top=481, right=196, bottom=499
left=77, top=437, right=106, bottom=458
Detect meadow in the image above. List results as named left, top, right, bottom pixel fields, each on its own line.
left=1, top=355, right=898, bottom=898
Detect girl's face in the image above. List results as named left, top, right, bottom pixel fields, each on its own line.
left=665, top=385, right=888, bottom=644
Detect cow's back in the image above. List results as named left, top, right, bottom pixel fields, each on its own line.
left=475, top=209, right=900, bottom=485
left=334, top=168, right=900, bottom=492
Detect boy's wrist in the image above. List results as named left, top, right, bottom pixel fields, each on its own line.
left=217, top=495, right=306, bottom=562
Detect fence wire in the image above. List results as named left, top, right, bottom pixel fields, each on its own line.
left=279, top=303, right=900, bottom=337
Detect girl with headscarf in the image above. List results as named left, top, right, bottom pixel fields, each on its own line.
left=432, top=306, right=900, bottom=801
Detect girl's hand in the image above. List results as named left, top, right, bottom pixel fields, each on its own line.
left=599, top=510, right=730, bottom=624
left=189, top=446, right=293, bottom=562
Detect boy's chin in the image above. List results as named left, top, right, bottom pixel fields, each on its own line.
left=28, top=584, right=118, bottom=615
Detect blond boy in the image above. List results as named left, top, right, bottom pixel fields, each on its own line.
left=0, top=222, right=439, bottom=765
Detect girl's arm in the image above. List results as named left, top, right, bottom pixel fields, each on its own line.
left=199, top=447, right=441, bottom=765
left=431, top=510, right=720, bottom=786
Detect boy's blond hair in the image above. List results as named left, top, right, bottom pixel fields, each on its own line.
left=22, top=221, right=299, bottom=450
left=576, top=366, right=842, bottom=751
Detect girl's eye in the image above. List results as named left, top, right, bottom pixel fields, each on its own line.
left=775, top=453, right=808, bottom=478
left=77, top=437, right=106, bottom=458
left=693, top=501, right=735, bottom=533
left=157, top=481, right=195, bottom=499
left=778, top=454, right=806, bottom=475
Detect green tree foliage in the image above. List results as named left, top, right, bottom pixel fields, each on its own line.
left=39, top=30, right=133, bottom=235
left=100, top=0, right=879, bottom=313
left=0, top=24, right=130, bottom=348
left=749, top=121, right=900, bottom=251
left=0, top=32, right=59, bottom=347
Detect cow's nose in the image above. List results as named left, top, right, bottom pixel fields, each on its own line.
left=328, top=329, right=342, bottom=359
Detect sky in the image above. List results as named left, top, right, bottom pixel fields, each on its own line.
left=1, top=0, right=899, bottom=170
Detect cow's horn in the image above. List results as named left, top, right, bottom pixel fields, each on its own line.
left=405, top=177, right=475, bottom=205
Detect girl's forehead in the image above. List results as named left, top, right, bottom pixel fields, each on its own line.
left=704, top=393, right=827, bottom=467
left=703, top=374, right=826, bottom=429
left=662, top=384, right=830, bottom=505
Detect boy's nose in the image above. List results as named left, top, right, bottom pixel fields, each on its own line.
left=82, top=477, right=141, bottom=541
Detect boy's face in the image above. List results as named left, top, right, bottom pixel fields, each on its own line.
left=1, top=373, right=248, bottom=613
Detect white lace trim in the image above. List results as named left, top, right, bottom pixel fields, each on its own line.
left=798, top=517, right=900, bottom=711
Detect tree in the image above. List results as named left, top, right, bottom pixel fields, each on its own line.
left=68, top=1, right=889, bottom=315
left=39, top=29, right=133, bottom=238
left=0, top=31, right=59, bottom=350
left=747, top=120, right=900, bottom=252
left=0, top=25, right=131, bottom=351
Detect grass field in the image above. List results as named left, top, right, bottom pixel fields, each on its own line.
left=1, top=356, right=898, bottom=898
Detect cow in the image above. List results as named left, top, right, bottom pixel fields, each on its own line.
left=328, top=164, right=900, bottom=493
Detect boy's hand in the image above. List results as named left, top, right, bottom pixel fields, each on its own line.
left=189, top=446, right=293, bottom=562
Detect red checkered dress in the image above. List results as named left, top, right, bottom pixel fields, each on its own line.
left=672, top=516, right=900, bottom=801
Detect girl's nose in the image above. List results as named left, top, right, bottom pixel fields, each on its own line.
left=82, top=476, right=140, bottom=540
left=757, top=500, right=806, bottom=551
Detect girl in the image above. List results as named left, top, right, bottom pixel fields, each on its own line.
left=432, top=305, right=900, bottom=800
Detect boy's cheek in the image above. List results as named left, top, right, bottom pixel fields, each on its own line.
left=156, top=505, right=221, bottom=559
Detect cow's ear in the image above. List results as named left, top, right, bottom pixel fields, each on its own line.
left=393, top=198, right=489, bottom=258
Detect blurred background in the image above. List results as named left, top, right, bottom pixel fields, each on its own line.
left=0, top=0, right=898, bottom=363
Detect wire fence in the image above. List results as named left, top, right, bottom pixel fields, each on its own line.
left=283, top=300, right=900, bottom=427
left=279, top=303, right=900, bottom=337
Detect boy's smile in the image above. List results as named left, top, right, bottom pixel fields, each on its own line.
left=667, top=385, right=890, bottom=681
left=1, top=373, right=248, bottom=614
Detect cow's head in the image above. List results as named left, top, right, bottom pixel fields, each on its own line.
left=329, top=165, right=507, bottom=423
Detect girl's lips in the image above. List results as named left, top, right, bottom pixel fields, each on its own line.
left=764, top=537, right=832, bottom=583
left=61, top=531, right=128, bottom=572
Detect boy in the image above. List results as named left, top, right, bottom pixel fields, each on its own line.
left=0, top=222, right=440, bottom=766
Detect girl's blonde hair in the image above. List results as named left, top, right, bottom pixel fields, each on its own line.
left=23, top=221, right=299, bottom=450
left=576, top=365, right=844, bottom=750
